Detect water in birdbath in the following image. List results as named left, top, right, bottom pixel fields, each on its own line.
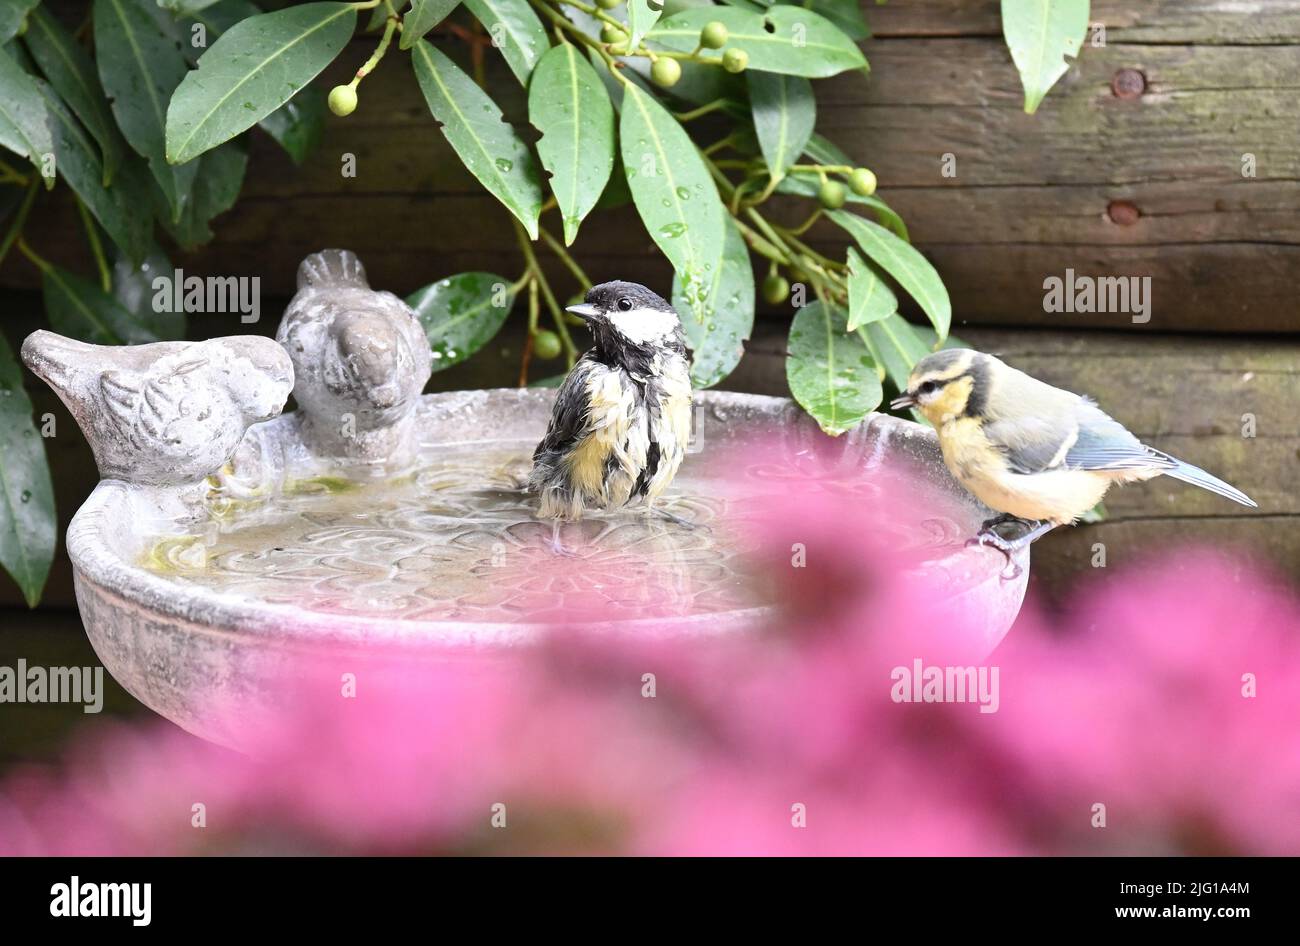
left=139, top=439, right=978, bottom=626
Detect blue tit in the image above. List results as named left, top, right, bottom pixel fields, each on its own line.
left=528, top=281, right=694, bottom=547
left=890, top=349, right=1255, bottom=567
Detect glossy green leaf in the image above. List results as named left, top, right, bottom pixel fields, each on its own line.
left=407, top=272, right=515, bottom=372
left=0, top=332, right=55, bottom=608
left=648, top=7, right=867, bottom=78
left=529, top=44, right=614, bottom=246
left=626, top=0, right=662, bottom=50
left=41, top=261, right=163, bottom=344
left=620, top=82, right=724, bottom=320
left=463, top=0, right=547, bottom=86
left=412, top=39, right=543, bottom=239
left=0, top=45, right=54, bottom=187
left=748, top=71, right=813, bottom=183
left=157, top=139, right=246, bottom=249
left=672, top=218, right=754, bottom=389
left=0, top=0, right=38, bottom=43
left=24, top=7, right=124, bottom=186
left=1001, top=0, right=1088, bottom=114
left=845, top=247, right=897, bottom=331
left=112, top=241, right=186, bottom=340
left=828, top=209, right=950, bottom=340
left=257, top=81, right=326, bottom=164
left=776, top=173, right=908, bottom=239
left=399, top=0, right=461, bottom=49
left=35, top=80, right=153, bottom=262
left=786, top=300, right=880, bottom=436
left=802, top=130, right=849, bottom=166
left=858, top=312, right=933, bottom=424
left=96, top=0, right=199, bottom=223
left=158, top=0, right=224, bottom=13
left=800, top=0, right=868, bottom=41
left=165, top=1, right=356, bottom=164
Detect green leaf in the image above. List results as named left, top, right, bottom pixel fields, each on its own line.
left=407, top=272, right=514, bottom=371
left=786, top=300, right=880, bottom=436
left=23, top=8, right=125, bottom=186
left=1001, top=0, right=1088, bottom=114
left=96, top=0, right=199, bottom=223
left=529, top=44, right=614, bottom=246
left=648, top=7, right=867, bottom=78
left=672, top=218, right=754, bottom=389
left=156, top=139, right=246, bottom=249
left=845, top=247, right=897, bottom=331
left=802, top=130, right=849, bottom=166
left=112, top=241, right=186, bottom=340
left=626, top=0, right=662, bottom=50
left=41, top=261, right=163, bottom=344
left=776, top=173, right=908, bottom=239
left=0, top=332, right=55, bottom=608
left=165, top=1, right=356, bottom=164
left=620, top=82, right=724, bottom=320
left=747, top=71, right=813, bottom=183
left=858, top=313, right=931, bottom=394
left=0, top=45, right=54, bottom=187
left=799, top=0, right=868, bottom=41
left=463, top=0, right=547, bottom=86
left=412, top=39, right=543, bottom=239
left=399, top=0, right=461, bottom=50
left=257, top=80, right=326, bottom=164
left=35, top=80, right=153, bottom=262
left=828, top=209, right=950, bottom=340
left=0, top=0, right=38, bottom=43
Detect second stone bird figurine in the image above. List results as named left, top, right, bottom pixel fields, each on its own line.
left=529, top=281, right=693, bottom=547
left=276, top=249, right=432, bottom=465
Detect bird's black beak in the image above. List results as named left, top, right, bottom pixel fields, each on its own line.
left=889, top=393, right=916, bottom=410
left=565, top=303, right=601, bottom=322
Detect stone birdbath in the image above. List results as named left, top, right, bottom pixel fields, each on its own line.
left=22, top=251, right=1028, bottom=748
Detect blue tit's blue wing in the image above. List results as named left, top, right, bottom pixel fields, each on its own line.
left=1065, top=400, right=1175, bottom=472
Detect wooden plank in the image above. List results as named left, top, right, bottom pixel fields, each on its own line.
left=867, top=1, right=1300, bottom=44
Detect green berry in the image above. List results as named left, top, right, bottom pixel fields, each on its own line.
left=651, top=58, right=682, bottom=88
left=533, top=330, right=562, bottom=360
left=818, top=179, right=846, bottom=210
left=848, top=167, right=877, bottom=197
left=601, top=23, right=627, bottom=44
left=328, top=84, right=358, bottom=117
left=596, top=0, right=622, bottom=8
left=722, top=47, right=748, bottom=74
left=761, top=274, right=790, bottom=305
left=700, top=21, right=728, bottom=49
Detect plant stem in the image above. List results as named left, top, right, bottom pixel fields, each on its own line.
left=519, top=276, right=539, bottom=386
left=15, top=236, right=51, bottom=273
left=0, top=179, right=39, bottom=270
left=350, top=12, right=397, bottom=86
left=539, top=227, right=592, bottom=288
left=74, top=196, right=112, bottom=292
left=674, top=98, right=730, bottom=122
left=513, top=217, right=579, bottom=365
left=0, top=158, right=29, bottom=186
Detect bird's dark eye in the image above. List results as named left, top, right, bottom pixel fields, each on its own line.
left=917, top=380, right=939, bottom=395
left=617, top=297, right=633, bottom=311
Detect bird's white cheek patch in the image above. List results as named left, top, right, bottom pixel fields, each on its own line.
left=609, top=307, right=679, bottom=345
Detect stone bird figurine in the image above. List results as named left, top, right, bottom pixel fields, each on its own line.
left=275, top=249, right=432, bottom=466
left=22, top=330, right=294, bottom=488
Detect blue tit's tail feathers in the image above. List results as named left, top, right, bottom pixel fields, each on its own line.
left=297, top=249, right=368, bottom=291
left=1158, top=453, right=1257, bottom=508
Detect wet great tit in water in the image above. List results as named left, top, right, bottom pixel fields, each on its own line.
left=891, top=349, right=1255, bottom=573
left=528, top=281, right=693, bottom=545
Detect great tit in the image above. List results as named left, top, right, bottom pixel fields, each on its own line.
left=891, top=349, right=1255, bottom=568
left=528, top=281, right=693, bottom=546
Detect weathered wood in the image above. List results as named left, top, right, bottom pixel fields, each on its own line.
left=5, top=9, right=1300, bottom=332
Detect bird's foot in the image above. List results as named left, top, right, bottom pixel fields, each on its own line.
left=965, top=518, right=1056, bottom=581
left=650, top=507, right=709, bottom=532
left=547, top=520, right=578, bottom=557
